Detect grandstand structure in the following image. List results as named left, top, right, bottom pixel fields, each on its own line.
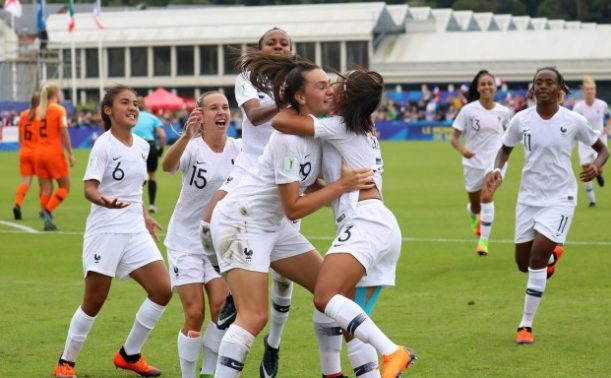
left=2, top=2, right=611, bottom=104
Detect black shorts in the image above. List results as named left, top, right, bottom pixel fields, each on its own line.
left=146, top=141, right=159, bottom=173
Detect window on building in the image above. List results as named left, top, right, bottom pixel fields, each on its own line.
left=199, top=45, right=218, bottom=75
left=176, top=46, right=194, bottom=76
left=62, top=49, right=82, bottom=78
left=130, top=47, right=148, bottom=77
left=108, top=47, right=125, bottom=77
left=153, top=46, right=171, bottom=76
left=295, top=42, right=315, bottom=62
left=223, top=44, right=241, bottom=75
left=321, top=42, right=341, bottom=72
left=346, top=41, right=369, bottom=69
left=84, top=48, right=98, bottom=78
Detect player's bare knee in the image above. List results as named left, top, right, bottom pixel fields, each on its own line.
left=313, top=291, right=333, bottom=314
left=245, top=311, right=268, bottom=334
left=184, top=307, right=204, bottom=330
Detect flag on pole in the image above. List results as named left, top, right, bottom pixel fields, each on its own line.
left=3, top=0, right=22, bottom=18
left=66, top=0, right=75, bottom=32
left=36, top=0, right=46, bottom=31
left=93, top=0, right=103, bottom=29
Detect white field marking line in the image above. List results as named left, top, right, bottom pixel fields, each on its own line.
left=0, top=228, right=610, bottom=246
left=0, top=220, right=40, bottom=233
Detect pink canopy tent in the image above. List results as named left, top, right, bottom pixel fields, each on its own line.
left=144, top=88, right=185, bottom=112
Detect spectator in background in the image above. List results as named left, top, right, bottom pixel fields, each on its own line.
left=132, top=97, right=167, bottom=213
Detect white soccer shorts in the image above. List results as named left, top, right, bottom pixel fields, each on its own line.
left=82, top=232, right=163, bottom=279
left=167, top=248, right=222, bottom=290
left=515, top=203, right=575, bottom=244
left=327, top=200, right=402, bottom=288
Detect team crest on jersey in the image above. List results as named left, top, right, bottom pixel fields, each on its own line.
left=141, top=153, right=147, bottom=160
left=560, top=126, right=568, bottom=136
left=243, top=248, right=253, bottom=263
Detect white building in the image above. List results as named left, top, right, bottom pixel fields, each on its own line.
left=41, top=2, right=611, bottom=104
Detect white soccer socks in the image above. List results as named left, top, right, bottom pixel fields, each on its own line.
left=324, top=294, right=397, bottom=356
left=347, top=338, right=380, bottom=378
left=519, top=267, right=547, bottom=328
left=313, top=309, right=343, bottom=376
left=215, top=324, right=254, bottom=377
left=61, top=306, right=96, bottom=362
left=202, top=321, right=225, bottom=376
left=124, top=298, right=166, bottom=355
left=178, top=330, right=202, bottom=378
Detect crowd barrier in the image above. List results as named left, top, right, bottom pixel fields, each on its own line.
left=0, top=121, right=453, bottom=151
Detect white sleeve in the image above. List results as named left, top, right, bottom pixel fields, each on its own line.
left=172, top=140, right=194, bottom=176
left=313, top=116, right=344, bottom=141
left=271, top=135, right=302, bottom=185
left=452, top=107, right=467, bottom=131
left=235, top=74, right=260, bottom=107
left=83, top=139, right=108, bottom=182
left=502, top=114, right=523, bottom=147
left=575, top=114, right=600, bottom=146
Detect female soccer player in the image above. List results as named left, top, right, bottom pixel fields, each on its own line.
left=485, top=67, right=608, bottom=345
left=35, top=82, right=75, bottom=231
left=210, top=56, right=372, bottom=378
left=249, top=55, right=415, bottom=377
left=54, top=85, right=172, bottom=378
left=451, top=70, right=511, bottom=255
left=161, top=92, right=241, bottom=378
left=199, top=27, right=299, bottom=377
left=12, top=92, right=40, bottom=220
left=573, top=75, right=610, bottom=207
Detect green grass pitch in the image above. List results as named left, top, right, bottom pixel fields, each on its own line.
left=1, top=141, right=610, bottom=377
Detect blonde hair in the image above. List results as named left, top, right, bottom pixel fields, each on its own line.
left=36, top=82, right=61, bottom=120
left=582, top=75, right=596, bottom=88
left=28, top=92, right=40, bottom=121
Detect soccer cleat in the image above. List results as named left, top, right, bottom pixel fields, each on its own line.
left=148, top=204, right=157, bottom=213
left=42, top=210, right=58, bottom=231
left=39, top=209, right=53, bottom=219
left=596, top=174, right=605, bottom=187
left=469, top=214, right=480, bottom=237
left=55, top=360, right=76, bottom=378
left=13, top=204, right=22, bottom=220
left=380, top=346, right=416, bottom=378
left=113, top=348, right=161, bottom=377
left=260, top=334, right=280, bottom=378
left=515, top=327, right=534, bottom=344
left=217, top=294, right=237, bottom=330
left=589, top=202, right=596, bottom=208
left=546, top=245, right=564, bottom=279
left=476, top=239, right=488, bottom=256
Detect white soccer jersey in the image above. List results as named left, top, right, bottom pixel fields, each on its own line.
left=235, top=73, right=275, bottom=170
left=573, top=99, right=609, bottom=133
left=216, top=131, right=322, bottom=230
left=164, top=137, right=242, bottom=254
left=453, top=101, right=511, bottom=169
left=502, top=106, right=599, bottom=206
left=313, top=115, right=383, bottom=224
left=83, top=131, right=149, bottom=235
